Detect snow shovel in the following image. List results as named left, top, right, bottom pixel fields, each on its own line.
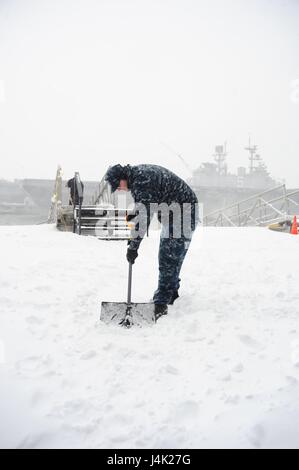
left=100, top=262, right=155, bottom=328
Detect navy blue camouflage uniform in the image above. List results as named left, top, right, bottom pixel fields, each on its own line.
left=105, top=164, right=199, bottom=305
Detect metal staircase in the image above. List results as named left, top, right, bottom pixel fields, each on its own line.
left=50, top=168, right=132, bottom=240
left=73, top=205, right=131, bottom=239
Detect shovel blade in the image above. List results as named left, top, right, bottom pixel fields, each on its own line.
left=100, top=302, right=155, bottom=327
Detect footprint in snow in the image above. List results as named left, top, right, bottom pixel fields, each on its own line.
left=0, top=296, right=14, bottom=307
left=248, top=424, right=266, bottom=449
left=238, top=334, right=263, bottom=350
left=0, top=281, right=10, bottom=287
left=16, top=431, right=53, bottom=449
left=224, top=394, right=240, bottom=405
left=173, top=400, right=199, bottom=423
left=185, top=321, right=198, bottom=334
left=276, top=291, right=286, bottom=299
left=220, top=374, right=232, bottom=382
left=160, top=364, right=179, bottom=375
left=80, top=350, right=97, bottom=360
left=34, top=285, right=51, bottom=292
left=25, top=315, right=44, bottom=325
left=15, top=355, right=52, bottom=376
left=232, top=363, right=244, bottom=373
left=30, top=389, right=45, bottom=406
left=185, top=336, right=206, bottom=343
left=285, top=376, right=298, bottom=386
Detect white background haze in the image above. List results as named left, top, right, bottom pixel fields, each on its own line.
left=0, top=0, right=298, bottom=185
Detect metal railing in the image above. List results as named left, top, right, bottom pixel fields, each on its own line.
left=89, top=175, right=114, bottom=206
left=204, top=184, right=299, bottom=227
left=76, top=206, right=132, bottom=240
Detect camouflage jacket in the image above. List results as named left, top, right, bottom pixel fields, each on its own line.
left=105, top=164, right=198, bottom=250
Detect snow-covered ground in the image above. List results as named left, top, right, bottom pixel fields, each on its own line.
left=0, top=224, right=299, bottom=449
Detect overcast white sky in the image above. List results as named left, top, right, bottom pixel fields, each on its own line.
left=0, top=0, right=298, bottom=186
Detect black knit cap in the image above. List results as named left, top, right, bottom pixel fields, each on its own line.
left=105, top=164, right=131, bottom=192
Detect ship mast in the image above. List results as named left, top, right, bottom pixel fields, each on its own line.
left=245, top=137, right=261, bottom=174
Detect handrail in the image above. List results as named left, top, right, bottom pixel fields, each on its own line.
left=204, top=184, right=285, bottom=218
left=90, top=175, right=114, bottom=206
left=204, top=184, right=299, bottom=226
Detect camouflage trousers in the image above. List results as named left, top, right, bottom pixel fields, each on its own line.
left=153, top=233, right=194, bottom=305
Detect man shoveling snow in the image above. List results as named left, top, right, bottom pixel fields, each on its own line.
left=105, top=164, right=199, bottom=322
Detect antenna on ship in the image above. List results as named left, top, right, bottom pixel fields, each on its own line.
left=245, top=136, right=261, bottom=174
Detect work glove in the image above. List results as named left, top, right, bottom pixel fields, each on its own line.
left=127, top=247, right=138, bottom=264
left=126, top=212, right=137, bottom=223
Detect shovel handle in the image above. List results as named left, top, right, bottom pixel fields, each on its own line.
left=127, top=262, right=133, bottom=306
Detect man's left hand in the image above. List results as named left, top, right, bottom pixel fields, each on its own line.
left=127, top=247, right=138, bottom=264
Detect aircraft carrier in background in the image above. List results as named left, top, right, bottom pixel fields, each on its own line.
left=0, top=178, right=99, bottom=225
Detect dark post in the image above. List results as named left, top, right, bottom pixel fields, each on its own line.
left=74, top=172, right=83, bottom=235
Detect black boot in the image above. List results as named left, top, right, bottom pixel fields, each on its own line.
left=154, top=304, right=168, bottom=322
left=168, top=290, right=179, bottom=305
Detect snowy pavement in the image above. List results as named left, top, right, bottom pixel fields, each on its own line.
left=0, top=225, right=299, bottom=449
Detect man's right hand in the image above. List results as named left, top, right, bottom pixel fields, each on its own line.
left=127, top=247, right=138, bottom=264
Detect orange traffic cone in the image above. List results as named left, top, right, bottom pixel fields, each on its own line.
left=291, top=216, right=298, bottom=235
